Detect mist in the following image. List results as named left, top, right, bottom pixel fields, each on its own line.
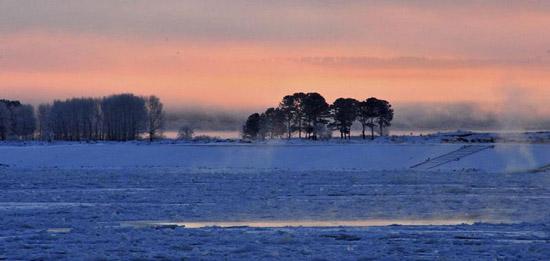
left=165, top=102, right=550, bottom=132
left=387, top=102, right=549, bottom=132
left=164, top=109, right=247, bottom=131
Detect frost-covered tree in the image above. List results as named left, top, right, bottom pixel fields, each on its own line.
left=145, top=95, right=165, bottom=141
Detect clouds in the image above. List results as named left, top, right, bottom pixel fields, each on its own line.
left=0, top=1, right=549, bottom=112
left=295, top=56, right=550, bottom=70
left=1, top=1, right=550, bottom=58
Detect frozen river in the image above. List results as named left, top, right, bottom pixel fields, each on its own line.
left=1, top=142, right=550, bottom=259
left=1, top=167, right=550, bottom=259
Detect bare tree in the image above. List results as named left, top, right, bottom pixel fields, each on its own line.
left=12, top=105, right=36, bottom=140
left=101, top=94, right=147, bottom=141
left=145, top=95, right=165, bottom=141
left=37, top=104, right=53, bottom=141
left=0, top=103, right=10, bottom=140
left=48, top=98, right=101, bottom=141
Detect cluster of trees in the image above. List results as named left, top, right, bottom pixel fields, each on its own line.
left=0, top=100, right=36, bottom=140
left=0, top=94, right=165, bottom=141
left=243, top=92, right=394, bottom=140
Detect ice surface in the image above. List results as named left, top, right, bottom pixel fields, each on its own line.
left=1, top=167, right=550, bottom=259
left=121, top=219, right=479, bottom=229
left=1, top=135, right=550, bottom=259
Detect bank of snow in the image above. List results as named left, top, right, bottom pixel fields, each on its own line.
left=0, top=142, right=549, bottom=173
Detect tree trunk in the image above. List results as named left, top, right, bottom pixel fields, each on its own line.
left=287, top=119, right=292, bottom=139
left=298, top=121, right=302, bottom=138
left=370, top=127, right=374, bottom=140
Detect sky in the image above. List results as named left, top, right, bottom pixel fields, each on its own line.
left=0, top=0, right=549, bottom=115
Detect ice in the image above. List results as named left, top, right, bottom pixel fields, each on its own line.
left=1, top=133, right=550, bottom=259
left=121, top=219, right=479, bottom=229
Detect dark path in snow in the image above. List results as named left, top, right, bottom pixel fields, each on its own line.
left=410, top=145, right=494, bottom=170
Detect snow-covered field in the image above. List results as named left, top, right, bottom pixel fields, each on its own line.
left=1, top=142, right=549, bottom=173
left=1, top=134, right=550, bottom=259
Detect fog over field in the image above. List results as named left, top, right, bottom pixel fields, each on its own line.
left=165, top=102, right=550, bottom=132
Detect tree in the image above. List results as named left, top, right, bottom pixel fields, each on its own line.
left=145, top=95, right=165, bottom=141
left=0, top=99, right=23, bottom=140
left=0, top=100, right=37, bottom=140
left=49, top=100, right=70, bottom=140
left=279, top=95, right=297, bottom=139
left=278, top=92, right=308, bottom=139
left=260, top=107, right=286, bottom=139
left=357, top=97, right=394, bottom=139
left=330, top=98, right=358, bottom=139
left=302, top=92, right=329, bottom=140
left=37, top=94, right=159, bottom=141
left=0, top=103, right=10, bottom=140
left=358, top=98, right=379, bottom=140
left=101, top=94, right=147, bottom=141
left=37, top=104, right=53, bottom=141
left=12, top=104, right=36, bottom=140
left=292, top=93, right=308, bottom=138
left=177, top=126, right=194, bottom=140
left=48, top=98, right=101, bottom=141
left=242, top=113, right=261, bottom=140
left=376, top=99, right=394, bottom=136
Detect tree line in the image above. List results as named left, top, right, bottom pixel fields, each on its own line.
left=0, top=94, right=165, bottom=141
left=243, top=92, right=394, bottom=140
left=0, top=100, right=36, bottom=140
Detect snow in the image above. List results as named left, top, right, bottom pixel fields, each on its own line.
left=1, top=133, right=550, bottom=259
left=1, top=141, right=549, bottom=173
left=1, top=168, right=550, bottom=259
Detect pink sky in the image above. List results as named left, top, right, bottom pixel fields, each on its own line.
left=0, top=1, right=549, bottom=113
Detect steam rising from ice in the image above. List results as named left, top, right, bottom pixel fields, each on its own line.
left=496, top=86, right=540, bottom=172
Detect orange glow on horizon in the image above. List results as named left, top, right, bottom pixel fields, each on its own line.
left=0, top=32, right=549, bottom=113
